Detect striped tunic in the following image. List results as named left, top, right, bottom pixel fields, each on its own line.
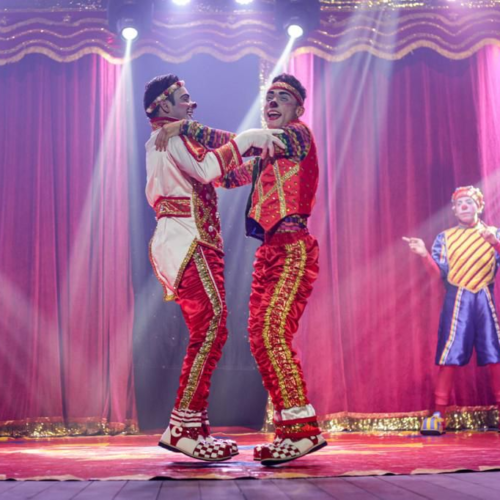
left=431, top=224, right=500, bottom=293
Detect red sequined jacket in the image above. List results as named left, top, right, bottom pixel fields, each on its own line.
left=180, top=119, right=319, bottom=240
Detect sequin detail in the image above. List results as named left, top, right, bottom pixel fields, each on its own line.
left=191, top=181, right=223, bottom=253
left=178, top=248, right=223, bottom=409
left=154, top=196, right=191, bottom=219
left=262, top=239, right=308, bottom=408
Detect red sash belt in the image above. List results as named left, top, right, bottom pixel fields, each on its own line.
left=154, top=196, right=191, bottom=220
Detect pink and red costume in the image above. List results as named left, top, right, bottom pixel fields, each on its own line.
left=180, top=117, right=324, bottom=444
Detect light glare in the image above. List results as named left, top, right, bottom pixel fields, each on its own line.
left=287, top=24, right=304, bottom=39
left=235, top=0, right=254, bottom=5
left=172, top=0, right=191, bottom=5
left=121, top=26, right=138, bottom=41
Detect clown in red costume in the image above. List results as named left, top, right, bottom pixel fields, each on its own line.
left=158, top=73, right=327, bottom=465
left=404, top=186, right=500, bottom=435
left=143, top=74, right=284, bottom=461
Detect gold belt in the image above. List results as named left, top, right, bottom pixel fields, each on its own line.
left=154, top=196, right=191, bottom=220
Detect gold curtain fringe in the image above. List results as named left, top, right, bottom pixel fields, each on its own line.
left=263, top=401, right=499, bottom=432
left=2, top=37, right=500, bottom=67
left=0, top=417, right=139, bottom=438
left=1, top=8, right=500, bottom=64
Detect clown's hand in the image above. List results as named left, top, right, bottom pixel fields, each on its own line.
left=155, top=120, right=183, bottom=152
left=402, top=237, right=428, bottom=257
left=479, top=225, right=499, bottom=246
left=234, top=129, right=285, bottom=158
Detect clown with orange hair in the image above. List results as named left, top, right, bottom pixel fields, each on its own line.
left=404, top=186, right=500, bottom=435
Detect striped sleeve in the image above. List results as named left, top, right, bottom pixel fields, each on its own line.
left=272, top=120, right=312, bottom=161
left=216, top=159, right=255, bottom=189
left=180, top=120, right=235, bottom=149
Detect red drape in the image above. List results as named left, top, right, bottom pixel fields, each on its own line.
left=289, top=46, right=500, bottom=419
left=0, top=55, right=137, bottom=435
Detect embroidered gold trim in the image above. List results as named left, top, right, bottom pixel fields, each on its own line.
left=154, top=197, right=191, bottom=219
left=173, top=239, right=199, bottom=293
left=252, top=163, right=300, bottom=221
left=261, top=239, right=308, bottom=408
left=273, top=160, right=288, bottom=219
left=178, top=247, right=223, bottom=409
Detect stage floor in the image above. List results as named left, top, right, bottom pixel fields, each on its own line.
left=1, top=430, right=499, bottom=481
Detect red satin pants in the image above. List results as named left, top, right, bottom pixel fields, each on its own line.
left=174, top=245, right=228, bottom=412
left=248, top=230, right=319, bottom=414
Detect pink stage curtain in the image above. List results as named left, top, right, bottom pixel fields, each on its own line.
left=288, top=46, right=500, bottom=426
left=0, top=55, right=137, bottom=436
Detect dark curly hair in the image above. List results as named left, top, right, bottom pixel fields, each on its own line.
left=143, top=74, right=180, bottom=118
left=272, top=73, right=307, bottom=103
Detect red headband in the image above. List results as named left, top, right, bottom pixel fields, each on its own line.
left=146, top=80, right=184, bottom=114
left=268, top=82, right=304, bottom=106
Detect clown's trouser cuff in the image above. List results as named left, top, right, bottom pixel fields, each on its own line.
left=174, top=246, right=228, bottom=412
left=274, top=404, right=321, bottom=439
left=249, top=231, right=319, bottom=412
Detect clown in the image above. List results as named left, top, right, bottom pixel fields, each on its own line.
left=143, top=74, right=284, bottom=461
left=157, top=73, right=327, bottom=465
left=404, top=186, right=500, bottom=434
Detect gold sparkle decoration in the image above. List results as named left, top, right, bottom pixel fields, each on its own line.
left=178, top=247, right=223, bottom=409
left=263, top=399, right=499, bottom=432
left=261, top=240, right=308, bottom=409
left=0, top=418, right=138, bottom=438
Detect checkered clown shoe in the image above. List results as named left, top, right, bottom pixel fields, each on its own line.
left=158, top=409, right=232, bottom=462
left=259, top=434, right=327, bottom=466
left=201, top=410, right=238, bottom=456
left=253, top=436, right=281, bottom=461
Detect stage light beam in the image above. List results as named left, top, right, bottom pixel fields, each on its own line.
left=172, top=0, right=191, bottom=5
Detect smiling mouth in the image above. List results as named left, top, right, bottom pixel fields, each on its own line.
left=267, top=111, right=281, bottom=121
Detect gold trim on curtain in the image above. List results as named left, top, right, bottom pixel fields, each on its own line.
left=262, top=399, right=499, bottom=432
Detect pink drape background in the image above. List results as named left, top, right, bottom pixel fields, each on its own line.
left=1, top=46, right=500, bottom=434
left=291, top=46, right=500, bottom=418
left=0, top=55, right=136, bottom=435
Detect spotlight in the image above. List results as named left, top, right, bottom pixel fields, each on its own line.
left=121, top=26, right=139, bottom=41
left=172, top=0, right=191, bottom=5
left=108, top=0, right=153, bottom=41
left=235, top=0, right=254, bottom=5
left=276, top=0, right=320, bottom=39
left=287, top=23, right=304, bottom=39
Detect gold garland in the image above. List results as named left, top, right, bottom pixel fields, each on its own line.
left=321, top=0, right=500, bottom=10
left=0, top=417, right=139, bottom=438
left=0, top=8, right=499, bottom=65
left=292, top=38, right=500, bottom=62
left=262, top=399, right=499, bottom=432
